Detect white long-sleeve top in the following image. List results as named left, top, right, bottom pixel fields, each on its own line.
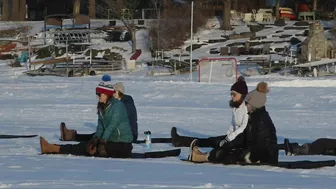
left=226, top=102, right=249, bottom=141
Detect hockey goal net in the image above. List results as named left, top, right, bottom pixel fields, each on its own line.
left=198, top=58, right=238, bottom=83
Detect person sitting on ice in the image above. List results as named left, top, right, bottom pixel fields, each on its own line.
left=171, top=80, right=270, bottom=148
left=40, top=82, right=134, bottom=158
left=174, top=78, right=249, bottom=150
left=60, top=76, right=138, bottom=142
left=187, top=81, right=278, bottom=165
left=217, top=79, right=249, bottom=148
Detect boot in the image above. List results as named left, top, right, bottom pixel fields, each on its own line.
left=285, top=138, right=310, bottom=156
left=171, top=127, right=195, bottom=147
left=292, top=144, right=311, bottom=155
left=188, top=139, right=209, bottom=163
left=60, top=122, right=77, bottom=141
left=284, top=138, right=299, bottom=155
left=40, top=137, right=60, bottom=154
left=277, top=142, right=298, bottom=150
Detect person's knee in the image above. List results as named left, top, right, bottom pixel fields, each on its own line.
left=208, top=148, right=226, bottom=162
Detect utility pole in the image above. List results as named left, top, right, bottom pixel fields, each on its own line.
left=189, top=1, right=194, bottom=81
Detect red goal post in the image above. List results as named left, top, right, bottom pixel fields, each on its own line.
left=197, top=57, right=238, bottom=82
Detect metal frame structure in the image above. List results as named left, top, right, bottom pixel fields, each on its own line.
left=23, top=31, right=128, bottom=77
left=197, top=57, right=238, bottom=82
left=43, top=14, right=91, bottom=44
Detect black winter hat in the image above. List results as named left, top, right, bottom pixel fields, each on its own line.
left=231, top=80, right=248, bottom=96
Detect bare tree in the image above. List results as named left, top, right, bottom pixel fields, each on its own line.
left=149, top=1, right=210, bottom=51
left=313, top=0, right=318, bottom=11
left=149, top=0, right=163, bottom=51
left=232, top=0, right=238, bottom=11
left=97, top=0, right=140, bottom=53
left=221, top=0, right=232, bottom=30
left=275, top=0, right=280, bottom=20
left=74, top=0, right=81, bottom=15
left=88, top=0, right=96, bottom=18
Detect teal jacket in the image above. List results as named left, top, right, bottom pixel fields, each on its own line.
left=94, top=98, right=133, bottom=143
left=17, top=51, right=29, bottom=63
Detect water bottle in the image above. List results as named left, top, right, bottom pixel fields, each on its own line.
left=144, top=131, right=152, bottom=149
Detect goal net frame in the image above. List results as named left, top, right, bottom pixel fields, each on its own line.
left=197, top=57, right=238, bottom=82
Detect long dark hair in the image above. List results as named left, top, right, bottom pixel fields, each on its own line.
left=229, top=95, right=246, bottom=108
left=97, top=95, right=112, bottom=114
left=117, top=91, right=124, bottom=99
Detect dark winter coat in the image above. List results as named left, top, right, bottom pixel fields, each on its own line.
left=94, top=98, right=133, bottom=143
left=208, top=106, right=278, bottom=164
left=245, top=106, right=278, bottom=164
left=121, top=94, right=138, bottom=141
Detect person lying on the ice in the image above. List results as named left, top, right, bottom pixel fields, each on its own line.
left=172, top=81, right=269, bottom=148
left=60, top=81, right=139, bottom=142
left=40, top=82, right=134, bottom=158
left=187, top=82, right=278, bottom=164
left=282, top=138, right=336, bottom=156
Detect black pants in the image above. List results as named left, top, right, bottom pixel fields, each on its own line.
left=75, top=133, right=95, bottom=141
left=310, top=138, right=336, bottom=155
left=207, top=132, right=279, bottom=165
left=75, top=132, right=138, bottom=143
left=208, top=148, right=246, bottom=164
left=175, top=133, right=245, bottom=148
left=208, top=144, right=279, bottom=165
left=59, top=141, right=133, bottom=158
left=208, top=133, right=246, bottom=163
left=198, top=135, right=227, bottom=148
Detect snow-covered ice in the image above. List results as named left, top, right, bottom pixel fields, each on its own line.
left=0, top=61, right=336, bottom=188
left=0, top=17, right=336, bottom=188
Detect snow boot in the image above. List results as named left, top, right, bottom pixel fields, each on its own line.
left=40, top=137, right=60, bottom=154
left=188, top=139, right=208, bottom=163
left=277, top=142, right=298, bottom=150
left=60, top=122, right=77, bottom=141
left=284, top=139, right=299, bottom=155
left=284, top=138, right=310, bottom=156
left=292, top=144, right=311, bottom=155
left=171, top=127, right=195, bottom=147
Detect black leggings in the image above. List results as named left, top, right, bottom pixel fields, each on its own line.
left=75, top=132, right=137, bottom=143
left=198, top=135, right=226, bottom=148
left=75, top=133, right=95, bottom=141
left=208, top=148, right=246, bottom=164
left=59, top=141, right=133, bottom=158
left=207, top=133, right=246, bottom=163
left=310, top=138, right=336, bottom=155
left=207, top=145, right=279, bottom=165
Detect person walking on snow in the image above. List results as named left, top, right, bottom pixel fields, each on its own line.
left=40, top=82, right=134, bottom=158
